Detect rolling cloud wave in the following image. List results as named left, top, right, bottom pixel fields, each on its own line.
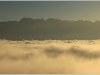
left=1, top=39, right=100, bottom=73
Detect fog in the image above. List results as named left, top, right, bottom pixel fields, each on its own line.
left=1, top=39, right=100, bottom=74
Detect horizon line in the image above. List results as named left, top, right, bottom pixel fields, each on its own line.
left=0, top=17, right=100, bottom=23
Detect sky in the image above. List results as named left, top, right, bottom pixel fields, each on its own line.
left=0, top=1, right=100, bottom=22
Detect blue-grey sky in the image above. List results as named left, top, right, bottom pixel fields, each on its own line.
left=0, top=1, right=100, bottom=22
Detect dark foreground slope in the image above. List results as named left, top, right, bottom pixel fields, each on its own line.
left=0, top=18, right=100, bottom=40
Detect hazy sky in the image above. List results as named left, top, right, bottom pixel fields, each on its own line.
left=0, top=1, right=100, bottom=22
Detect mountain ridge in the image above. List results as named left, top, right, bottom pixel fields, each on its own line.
left=0, top=17, right=100, bottom=40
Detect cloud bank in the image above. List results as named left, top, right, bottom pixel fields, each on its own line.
left=1, top=39, right=100, bottom=74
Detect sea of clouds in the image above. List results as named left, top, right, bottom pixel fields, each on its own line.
left=1, top=39, right=100, bottom=74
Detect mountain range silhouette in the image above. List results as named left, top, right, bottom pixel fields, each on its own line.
left=0, top=17, right=100, bottom=40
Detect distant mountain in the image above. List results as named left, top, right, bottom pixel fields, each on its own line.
left=0, top=17, right=100, bottom=40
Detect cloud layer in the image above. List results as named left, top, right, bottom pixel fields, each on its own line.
left=1, top=39, right=100, bottom=74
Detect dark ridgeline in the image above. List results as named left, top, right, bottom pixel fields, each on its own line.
left=0, top=17, right=100, bottom=40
